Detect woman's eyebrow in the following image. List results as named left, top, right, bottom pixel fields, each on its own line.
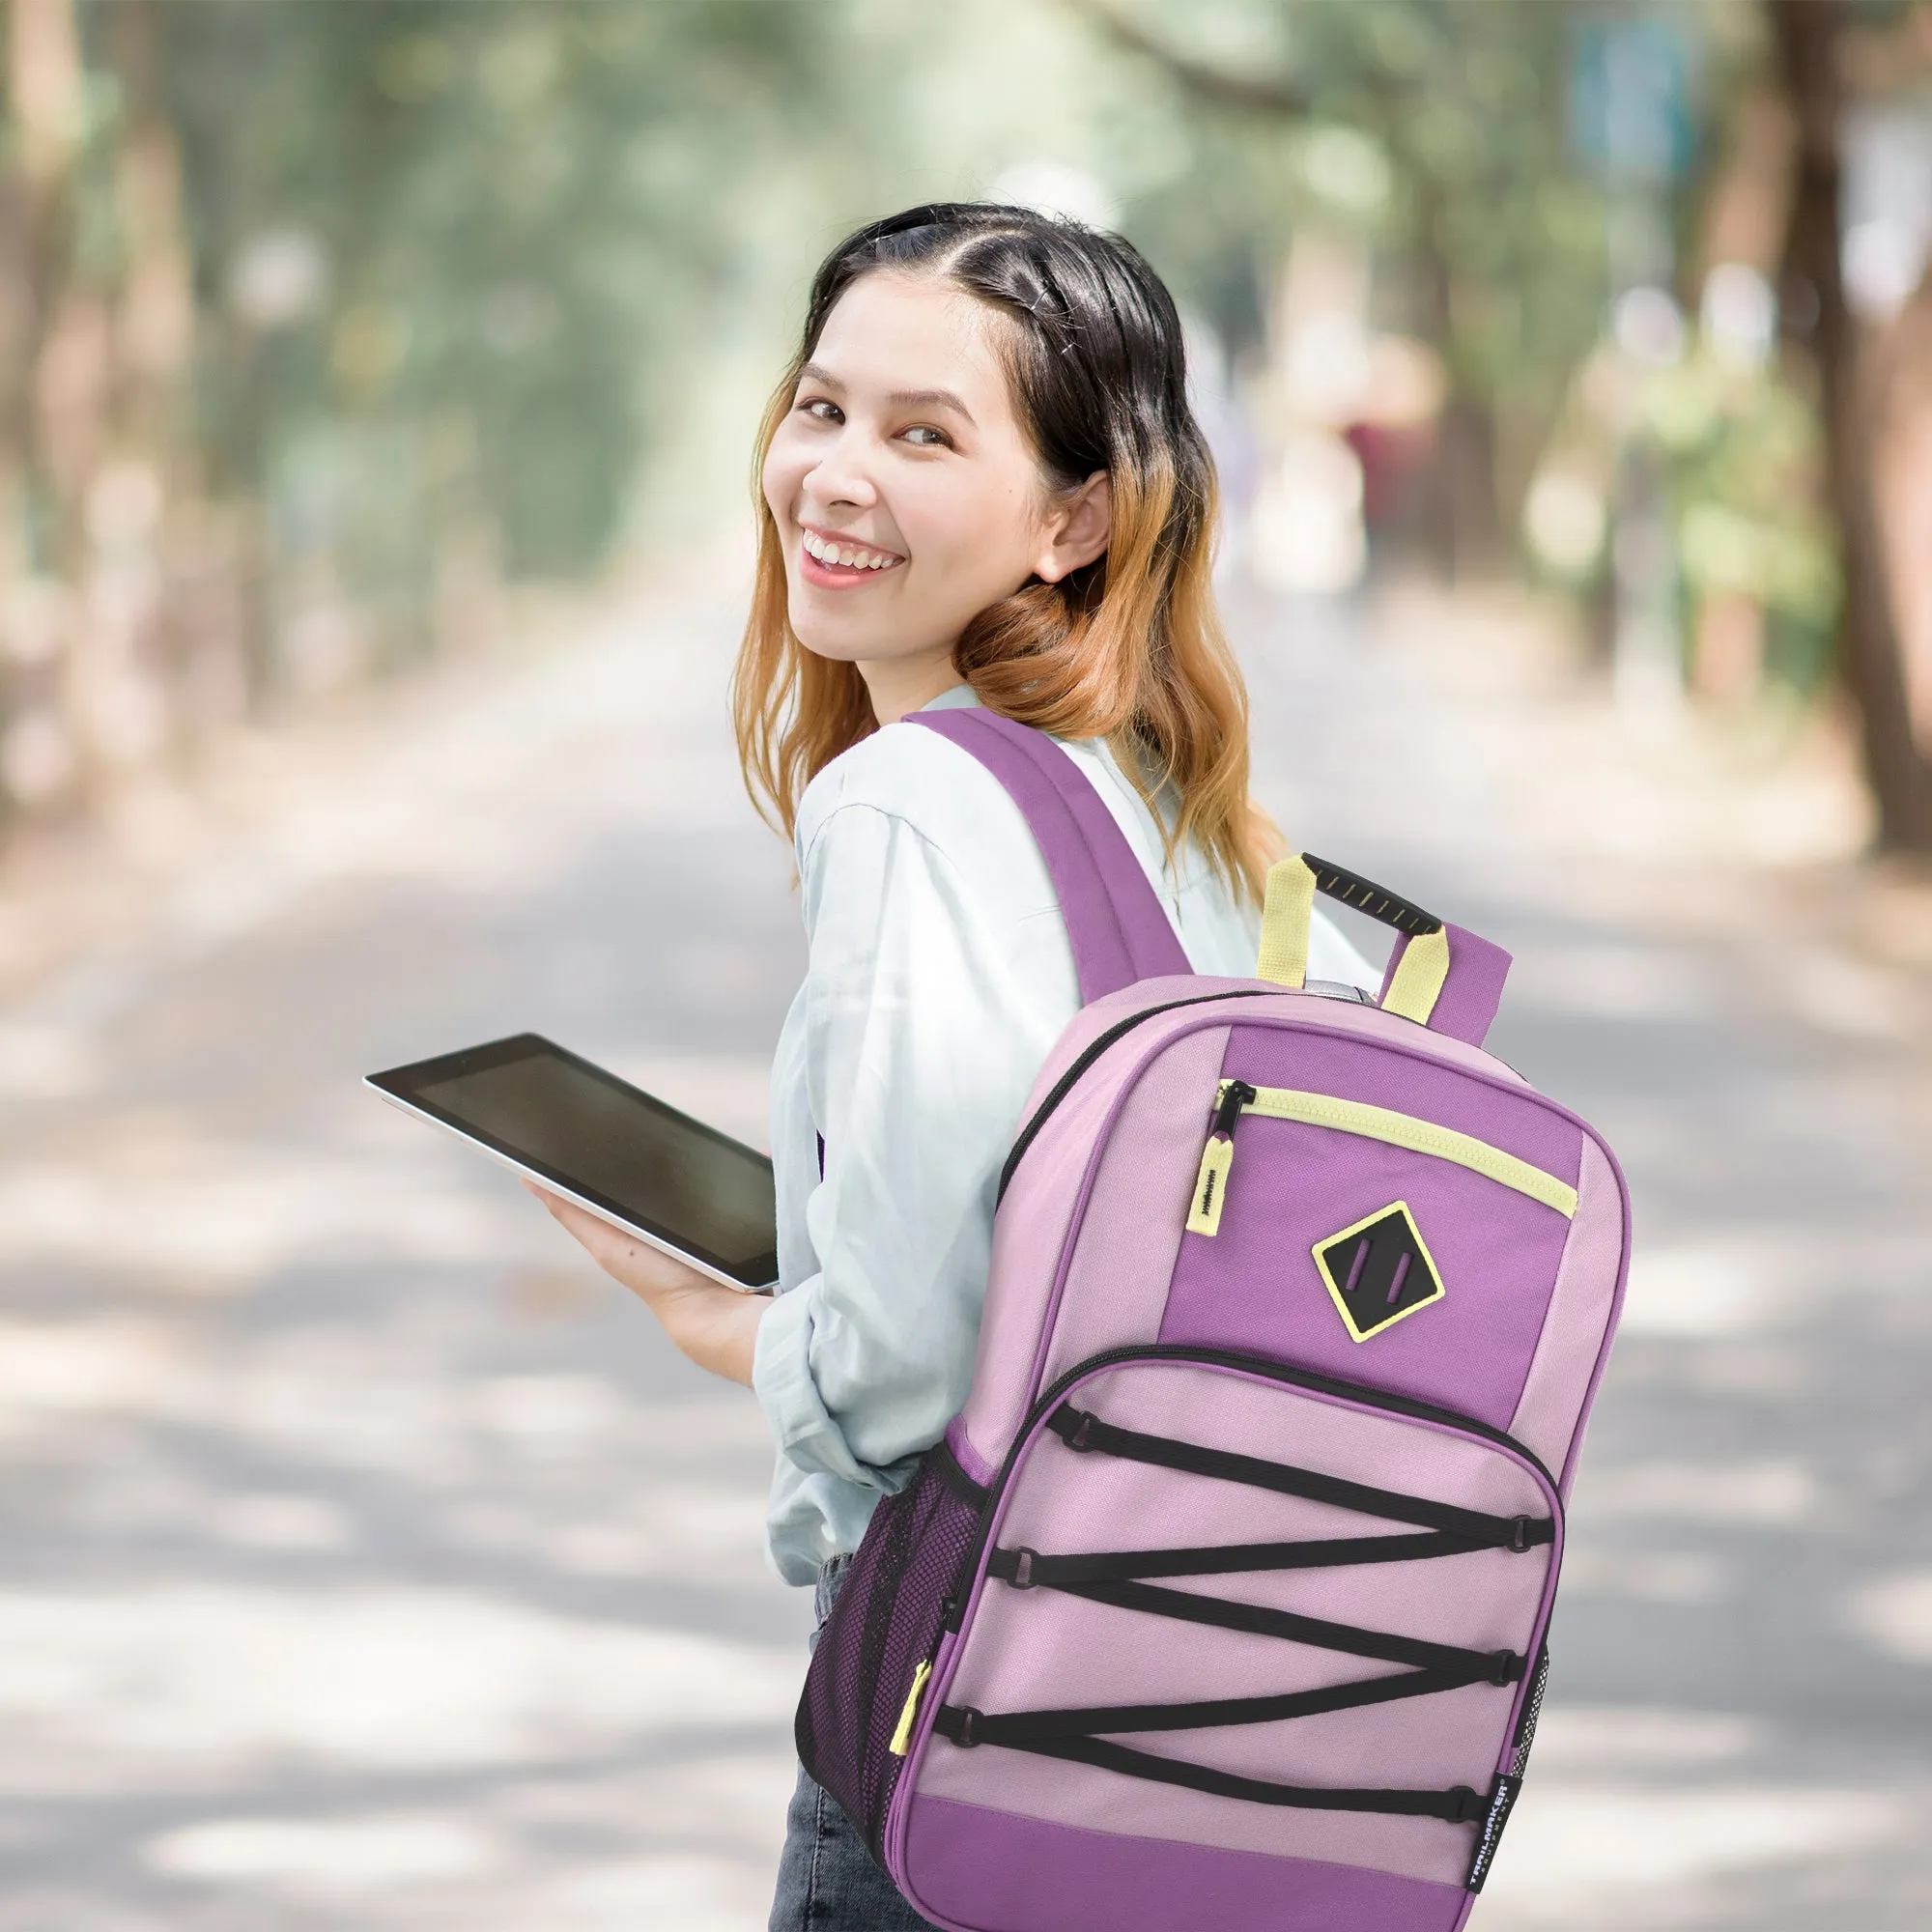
left=797, top=362, right=975, bottom=426
left=888, top=386, right=975, bottom=424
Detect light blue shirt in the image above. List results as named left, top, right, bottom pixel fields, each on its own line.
left=751, top=688, right=1374, bottom=1584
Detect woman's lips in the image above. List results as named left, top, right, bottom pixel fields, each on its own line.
left=797, top=525, right=905, bottom=590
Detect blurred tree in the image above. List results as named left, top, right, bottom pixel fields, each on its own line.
left=1071, top=0, right=1635, bottom=581
left=1769, top=0, right=1932, bottom=852
left=0, top=0, right=856, bottom=824
left=4, top=0, right=1922, bottom=861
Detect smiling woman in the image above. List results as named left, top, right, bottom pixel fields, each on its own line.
left=756, top=272, right=1116, bottom=728
left=734, top=204, right=1271, bottom=902
left=533, top=203, right=1375, bottom=1932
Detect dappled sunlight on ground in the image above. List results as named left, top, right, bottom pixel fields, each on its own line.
left=3, top=578, right=1929, bottom=1926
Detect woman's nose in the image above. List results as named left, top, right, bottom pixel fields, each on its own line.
left=804, top=432, right=879, bottom=510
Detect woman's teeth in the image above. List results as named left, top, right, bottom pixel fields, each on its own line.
left=803, top=529, right=900, bottom=571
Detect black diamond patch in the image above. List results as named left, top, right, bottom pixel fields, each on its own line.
left=1311, top=1202, right=1446, bottom=1343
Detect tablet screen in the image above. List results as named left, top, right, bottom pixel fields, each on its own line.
left=371, top=1035, right=778, bottom=1288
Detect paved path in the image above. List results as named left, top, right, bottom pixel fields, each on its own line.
left=2, top=580, right=1928, bottom=1929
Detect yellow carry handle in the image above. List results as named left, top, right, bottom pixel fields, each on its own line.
left=1255, top=852, right=1458, bottom=1028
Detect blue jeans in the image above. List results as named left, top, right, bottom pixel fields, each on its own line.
left=769, top=1557, right=943, bottom=1932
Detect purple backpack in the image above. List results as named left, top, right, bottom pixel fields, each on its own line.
left=797, top=709, right=1629, bottom=1931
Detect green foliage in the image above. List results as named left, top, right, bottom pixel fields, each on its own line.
left=156, top=0, right=844, bottom=584
left=1650, top=355, right=1841, bottom=692
left=18, top=1, right=1772, bottom=645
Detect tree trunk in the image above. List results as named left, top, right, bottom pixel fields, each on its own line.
left=1407, top=189, right=1502, bottom=584
left=1770, top=0, right=1932, bottom=852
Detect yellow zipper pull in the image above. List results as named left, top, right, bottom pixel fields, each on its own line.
left=889, top=1659, right=933, bottom=1756
left=1185, top=1080, right=1256, bottom=1237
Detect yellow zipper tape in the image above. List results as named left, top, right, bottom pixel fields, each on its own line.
left=1221, top=1082, right=1578, bottom=1218
left=889, top=1660, right=932, bottom=1756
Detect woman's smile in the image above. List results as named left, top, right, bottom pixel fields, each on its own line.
left=799, top=523, right=907, bottom=588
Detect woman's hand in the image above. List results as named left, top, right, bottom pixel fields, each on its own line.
left=526, top=1182, right=766, bottom=1387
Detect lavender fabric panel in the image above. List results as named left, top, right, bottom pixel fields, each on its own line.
left=923, top=1359, right=1554, bottom=1888
left=956, top=1057, right=1119, bottom=1471
left=1507, top=1133, right=1630, bottom=1490
left=950, top=1360, right=1551, bottom=1720
left=1033, top=1025, right=1232, bottom=1400
left=1007, top=980, right=1295, bottom=1160
left=901, top=1795, right=1466, bottom=1932
left=906, top=710, right=1187, bottom=1003
left=959, top=1016, right=1228, bottom=1471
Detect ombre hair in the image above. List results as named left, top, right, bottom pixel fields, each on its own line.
left=731, top=202, right=1275, bottom=902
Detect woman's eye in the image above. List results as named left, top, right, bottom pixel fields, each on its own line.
left=900, top=425, right=951, bottom=449
left=801, top=398, right=842, bottom=423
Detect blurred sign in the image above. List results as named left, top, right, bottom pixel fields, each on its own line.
left=1570, top=17, right=1694, bottom=185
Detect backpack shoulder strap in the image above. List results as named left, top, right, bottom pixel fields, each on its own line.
left=907, top=707, right=1190, bottom=1006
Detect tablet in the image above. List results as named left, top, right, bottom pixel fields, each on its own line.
left=366, top=1033, right=779, bottom=1292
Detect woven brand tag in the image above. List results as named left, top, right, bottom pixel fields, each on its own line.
left=1464, top=1773, right=1521, bottom=1892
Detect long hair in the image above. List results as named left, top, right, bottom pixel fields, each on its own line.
left=731, top=202, right=1274, bottom=901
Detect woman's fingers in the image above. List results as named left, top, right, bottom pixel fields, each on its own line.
left=522, top=1179, right=764, bottom=1386
left=524, top=1181, right=709, bottom=1302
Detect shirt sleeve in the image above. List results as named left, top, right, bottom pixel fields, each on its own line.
left=752, top=802, right=1051, bottom=1494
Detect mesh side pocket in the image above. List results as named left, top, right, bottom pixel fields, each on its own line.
left=796, top=1444, right=985, bottom=1857
left=1509, top=1639, right=1550, bottom=1776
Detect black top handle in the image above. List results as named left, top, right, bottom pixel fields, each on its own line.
left=1299, top=854, right=1443, bottom=938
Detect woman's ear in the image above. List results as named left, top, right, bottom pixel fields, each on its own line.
left=1035, top=471, right=1112, bottom=583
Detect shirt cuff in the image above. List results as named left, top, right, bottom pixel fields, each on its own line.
left=753, top=1281, right=891, bottom=1492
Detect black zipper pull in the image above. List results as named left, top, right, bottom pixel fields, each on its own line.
left=1211, top=1079, right=1257, bottom=1138
left=1187, top=1081, right=1255, bottom=1237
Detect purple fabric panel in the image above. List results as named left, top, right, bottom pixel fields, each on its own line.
left=906, top=710, right=1187, bottom=1002
left=907, top=709, right=1130, bottom=1003
left=1160, top=1111, right=1569, bottom=1430
left=943, top=1415, right=996, bottom=1490
left=970, top=1003, right=1576, bottom=1470
left=900, top=1795, right=1465, bottom=1932
left=1378, top=925, right=1514, bottom=1051
left=1377, top=930, right=1411, bottom=1009
left=1433, top=924, right=1512, bottom=1049
left=1251, top=988, right=1530, bottom=1086
left=1506, top=1133, right=1631, bottom=1493
left=1221, top=1022, right=1583, bottom=1189
left=1158, top=1019, right=1582, bottom=1430
left=974, top=711, right=1191, bottom=985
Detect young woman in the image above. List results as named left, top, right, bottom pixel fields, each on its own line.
left=532, top=203, right=1371, bottom=1931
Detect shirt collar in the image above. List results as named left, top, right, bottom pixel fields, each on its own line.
left=919, top=683, right=982, bottom=713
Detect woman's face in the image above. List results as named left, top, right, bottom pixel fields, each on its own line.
left=761, top=272, right=1109, bottom=716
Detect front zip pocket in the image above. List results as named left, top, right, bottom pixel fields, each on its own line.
left=914, top=1346, right=1563, bottom=1875
left=1185, top=1079, right=1580, bottom=1236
